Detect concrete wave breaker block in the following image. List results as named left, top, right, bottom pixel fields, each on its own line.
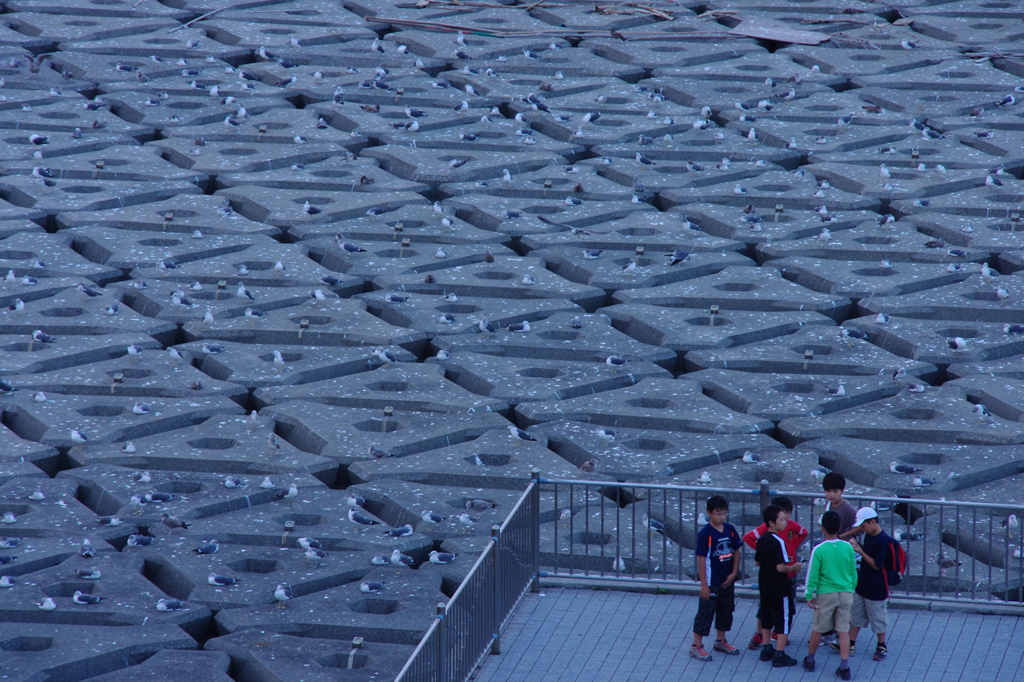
left=778, top=385, right=1024, bottom=446
left=684, top=324, right=938, bottom=379
left=437, top=350, right=671, bottom=405
left=807, top=437, right=1024, bottom=498
left=254, top=362, right=511, bottom=416
left=431, top=311, right=677, bottom=368
left=612, top=265, right=852, bottom=321
left=0, top=391, right=245, bottom=449
left=65, top=416, right=337, bottom=481
left=357, top=291, right=581, bottom=336
left=535, top=418, right=786, bottom=479
left=690, top=368, right=906, bottom=422
left=258, top=402, right=510, bottom=466
left=181, top=298, right=428, bottom=351
left=604, top=304, right=835, bottom=354
left=349, top=426, right=587, bottom=489
left=371, top=254, right=606, bottom=312
left=516, top=378, right=775, bottom=434
left=858, top=273, right=1024, bottom=322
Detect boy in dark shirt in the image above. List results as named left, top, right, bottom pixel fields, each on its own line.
left=690, top=495, right=741, bottom=661
left=834, top=507, right=891, bottom=662
left=755, top=504, right=803, bottom=668
left=742, top=496, right=808, bottom=650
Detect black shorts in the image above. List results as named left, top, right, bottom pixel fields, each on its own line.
left=693, top=583, right=735, bottom=637
left=760, top=592, right=795, bottom=636
left=758, top=576, right=797, bottom=622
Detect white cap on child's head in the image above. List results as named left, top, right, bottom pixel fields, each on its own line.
left=854, top=507, right=878, bottom=526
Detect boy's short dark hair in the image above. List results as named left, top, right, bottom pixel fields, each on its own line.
left=821, top=510, right=841, bottom=536
left=763, top=504, right=784, bottom=527
left=822, top=472, right=846, bottom=492
left=771, top=496, right=793, bottom=513
left=706, top=495, right=728, bottom=513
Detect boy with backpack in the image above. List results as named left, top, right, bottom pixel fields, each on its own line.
left=802, top=511, right=856, bottom=680
left=832, top=507, right=894, bottom=662
left=742, top=496, right=808, bottom=650
left=690, top=495, right=742, bottom=661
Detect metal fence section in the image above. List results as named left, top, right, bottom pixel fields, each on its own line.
left=537, top=478, right=1024, bottom=606
left=393, top=473, right=541, bottom=682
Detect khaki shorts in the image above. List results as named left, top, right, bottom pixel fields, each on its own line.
left=851, top=593, right=888, bottom=634
left=811, top=592, right=853, bottom=634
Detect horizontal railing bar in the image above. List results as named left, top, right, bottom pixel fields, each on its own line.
left=542, top=479, right=1024, bottom=511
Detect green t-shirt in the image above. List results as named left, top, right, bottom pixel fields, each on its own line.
left=804, top=539, right=857, bottom=600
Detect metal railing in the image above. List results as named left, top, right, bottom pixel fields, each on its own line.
left=393, top=472, right=540, bottom=682
left=539, top=478, right=1024, bottom=606
left=395, top=474, right=1022, bottom=682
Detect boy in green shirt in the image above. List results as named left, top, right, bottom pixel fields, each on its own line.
left=803, top=511, right=857, bottom=680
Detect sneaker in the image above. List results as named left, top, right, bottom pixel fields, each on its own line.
left=873, top=645, right=887, bottom=662
left=803, top=656, right=816, bottom=672
left=821, top=632, right=838, bottom=647
left=748, top=632, right=763, bottom=650
left=836, top=666, right=851, bottom=680
left=773, top=652, right=798, bottom=668
left=714, top=640, right=740, bottom=655
left=760, top=645, right=776, bottom=662
left=829, top=641, right=855, bottom=655
left=689, top=645, right=712, bottom=662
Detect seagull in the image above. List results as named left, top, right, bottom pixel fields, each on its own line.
left=507, top=425, right=535, bottom=442
left=467, top=499, right=494, bottom=513
left=642, top=514, right=668, bottom=539
left=274, top=584, right=293, bottom=607
left=827, top=384, right=846, bottom=397
left=596, top=428, right=616, bottom=443
left=605, top=356, right=627, bottom=370
left=841, top=328, right=868, bottom=342
left=875, top=313, right=890, bottom=324
left=223, top=476, right=242, bottom=489
left=430, top=550, right=456, bottom=564
left=369, top=446, right=390, bottom=459
left=132, top=403, right=152, bottom=415
left=421, top=510, right=445, bottom=524
left=1003, top=515, right=1019, bottom=532
left=521, top=274, right=535, bottom=285
left=893, top=529, right=921, bottom=542
left=298, top=538, right=324, bottom=552
left=202, top=343, right=223, bottom=354
left=195, top=540, right=219, bottom=555
left=391, top=549, right=415, bottom=567
left=81, top=539, right=95, bottom=556
left=73, top=591, right=104, bottom=605
left=97, top=515, right=121, bottom=526
left=457, top=513, right=476, bottom=531
left=948, top=337, right=967, bottom=350
left=372, top=347, right=398, bottom=364
left=360, top=581, right=384, bottom=593
left=32, top=330, right=55, bottom=343
left=383, top=524, right=414, bottom=538
left=70, top=429, right=87, bottom=445
left=0, top=538, right=20, bottom=548
left=348, top=508, right=379, bottom=525
left=913, top=476, right=936, bottom=487
left=742, top=451, right=761, bottom=463
left=507, top=320, right=530, bottom=333
left=698, top=471, right=712, bottom=484
left=161, top=513, right=190, bottom=530
left=890, top=461, right=923, bottom=474
left=0, top=576, right=15, bottom=588
left=667, top=250, right=691, bottom=266
left=37, top=597, right=56, bottom=611
left=156, top=598, right=185, bottom=612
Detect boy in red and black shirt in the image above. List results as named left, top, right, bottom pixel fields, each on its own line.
left=743, top=496, right=808, bottom=650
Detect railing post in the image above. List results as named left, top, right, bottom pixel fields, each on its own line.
left=435, top=603, right=446, bottom=682
left=759, top=479, right=770, bottom=511
left=531, top=469, right=541, bottom=593
left=491, top=524, right=501, bottom=655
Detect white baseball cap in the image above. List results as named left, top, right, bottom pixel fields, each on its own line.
left=854, top=507, right=878, bottom=527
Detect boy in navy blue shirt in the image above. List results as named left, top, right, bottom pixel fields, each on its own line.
left=690, top=495, right=742, bottom=661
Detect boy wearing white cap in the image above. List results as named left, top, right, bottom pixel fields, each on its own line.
left=834, top=507, right=890, bottom=663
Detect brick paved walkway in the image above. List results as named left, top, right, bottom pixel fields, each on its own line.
left=473, top=589, right=1022, bottom=682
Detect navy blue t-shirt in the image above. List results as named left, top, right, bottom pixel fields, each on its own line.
left=856, top=531, right=889, bottom=601
left=695, top=522, right=741, bottom=590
